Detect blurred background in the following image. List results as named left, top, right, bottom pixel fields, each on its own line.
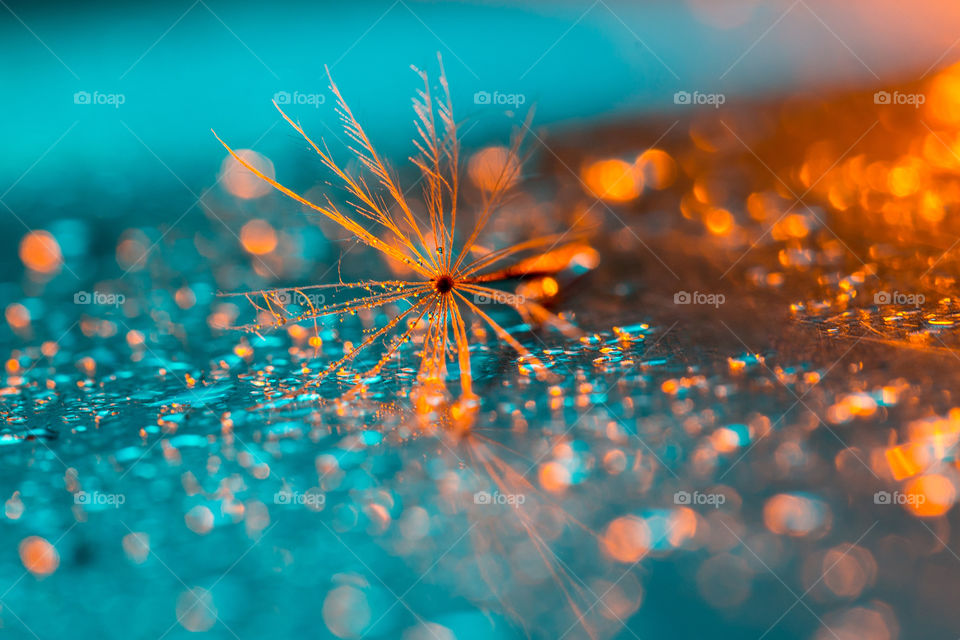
left=5, top=0, right=960, bottom=220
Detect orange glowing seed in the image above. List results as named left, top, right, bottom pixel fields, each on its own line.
left=240, top=219, right=278, bottom=255
left=213, top=60, right=590, bottom=414
left=19, top=231, right=62, bottom=274
left=19, top=536, right=59, bottom=576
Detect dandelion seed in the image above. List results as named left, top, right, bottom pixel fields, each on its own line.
left=214, top=57, right=596, bottom=419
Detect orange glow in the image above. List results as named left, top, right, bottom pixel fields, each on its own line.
left=903, top=474, right=955, bottom=517
left=213, top=62, right=600, bottom=416
left=780, top=214, right=810, bottom=239
left=221, top=149, right=275, bottom=199
left=583, top=158, right=642, bottom=202
left=116, top=233, right=149, bottom=272
left=636, top=149, right=677, bottom=190
left=240, top=219, right=278, bottom=255
left=177, top=587, right=218, bottom=632
left=175, top=286, right=196, bottom=309
left=668, top=507, right=698, bottom=546
left=19, top=536, right=59, bottom=576
left=822, top=544, right=875, bottom=598
left=185, top=505, right=214, bottom=534
left=885, top=442, right=932, bottom=480
left=601, top=516, right=650, bottom=563
left=927, top=67, right=960, bottom=126
left=5, top=493, right=24, bottom=520
left=705, top=208, right=734, bottom=235
left=78, top=356, right=96, bottom=377
left=541, top=276, right=559, bottom=297
left=5, top=303, right=30, bottom=330
left=539, top=461, right=571, bottom=493
left=711, top=427, right=741, bottom=454
left=763, top=493, right=826, bottom=536
left=920, top=191, right=946, bottom=222
left=122, top=532, right=150, bottom=564
left=888, top=164, right=922, bottom=197
left=468, top=146, right=520, bottom=192
left=19, top=231, right=62, bottom=274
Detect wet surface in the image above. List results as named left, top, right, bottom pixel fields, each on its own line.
left=5, top=65, right=960, bottom=640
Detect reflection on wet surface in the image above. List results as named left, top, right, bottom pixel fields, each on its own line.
left=6, top=62, right=960, bottom=639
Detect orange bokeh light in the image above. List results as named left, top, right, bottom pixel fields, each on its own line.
left=19, top=536, right=59, bottom=576
left=636, top=149, right=677, bottom=190
left=240, top=219, right=278, bottom=255
left=583, top=158, right=642, bottom=202
left=601, top=516, right=650, bottom=563
left=468, top=146, right=520, bottom=192
left=903, top=473, right=956, bottom=517
left=220, top=149, right=275, bottom=199
left=19, top=231, right=62, bottom=274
